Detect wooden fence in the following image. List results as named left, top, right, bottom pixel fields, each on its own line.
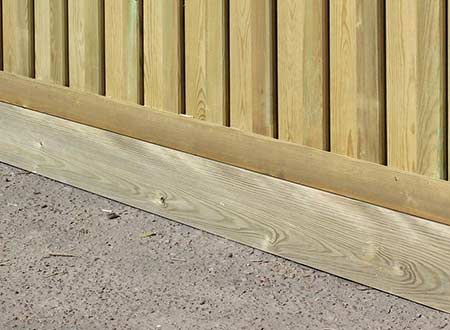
left=1, top=0, right=450, bottom=312
left=1, top=0, right=448, bottom=180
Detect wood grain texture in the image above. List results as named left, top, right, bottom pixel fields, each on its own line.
left=2, top=0, right=34, bottom=76
left=230, top=0, right=275, bottom=136
left=1, top=102, right=450, bottom=312
left=34, top=0, right=68, bottom=85
left=143, top=0, right=182, bottom=113
left=185, top=0, right=228, bottom=124
left=68, top=0, right=104, bottom=94
left=330, top=0, right=385, bottom=163
left=0, top=72, right=449, bottom=225
left=0, top=1, right=3, bottom=70
left=105, top=0, right=142, bottom=103
left=386, top=0, right=446, bottom=179
left=277, top=0, right=328, bottom=149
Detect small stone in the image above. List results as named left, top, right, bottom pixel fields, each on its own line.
left=107, top=212, right=120, bottom=220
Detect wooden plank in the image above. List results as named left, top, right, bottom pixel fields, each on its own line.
left=2, top=0, right=34, bottom=76
left=34, top=0, right=68, bottom=85
left=230, top=0, right=275, bottom=136
left=0, top=72, right=449, bottom=225
left=2, top=102, right=450, bottom=312
left=330, top=0, right=385, bottom=163
left=386, top=0, right=446, bottom=179
left=0, top=0, right=2, bottom=70
left=185, top=0, right=228, bottom=125
left=277, top=0, right=328, bottom=150
left=143, top=0, right=182, bottom=113
left=105, top=0, right=142, bottom=104
left=68, top=0, right=104, bottom=94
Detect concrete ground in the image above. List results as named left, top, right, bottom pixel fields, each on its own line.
left=0, top=162, right=449, bottom=330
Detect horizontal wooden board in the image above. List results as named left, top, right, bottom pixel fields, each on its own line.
left=0, top=72, right=448, bottom=226
left=1, top=102, right=450, bottom=312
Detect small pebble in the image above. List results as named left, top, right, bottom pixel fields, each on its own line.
left=107, top=212, right=120, bottom=220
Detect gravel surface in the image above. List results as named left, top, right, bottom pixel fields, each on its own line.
left=0, top=162, right=449, bottom=330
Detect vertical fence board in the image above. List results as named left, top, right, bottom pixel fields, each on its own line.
left=2, top=0, right=34, bottom=76
left=144, top=0, right=182, bottom=113
left=35, top=0, right=68, bottom=85
left=230, top=0, right=275, bottom=137
left=387, top=0, right=446, bottom=179
left=105, top=0, right=142, bottom=104
left=278, top=0, right=328, bottom=149
left=68, top=0, right=104, bottom=94
left=185, top=0, right=228, bottom=125
left=0, top=0, right=2, bottom=70
left=330, top=0, right=385, bottom=163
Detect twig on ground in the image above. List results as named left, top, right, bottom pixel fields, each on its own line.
left=46, top=252, right=79, bottom=258
left=45, top=271, right=68, bottom=278
left=170, top=257, right=186, bottom=262
left=140, top=232, right=155, bottom=238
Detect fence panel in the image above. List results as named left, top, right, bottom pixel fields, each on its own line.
left=0, top=0, right=448, bottom=182
left=230, top=0, right=275, bottom=137
left=185, top=0, right=228, bottom=125
left=68, top=0, right=104, bottom=94
left=330, top=0, right=385, bottom=164
left=386, top=0, right=446, bottom=179
left=105, top=0, right=142, bottom=104
left=2, top=0, right=34, bottom=77
left=143, top=0, right=182, bottom=113
left=278, top=0, right=329, bottom=150
left=0, top=1, right=2, bottom=70
left=35, top=0, right=67, bottom=85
